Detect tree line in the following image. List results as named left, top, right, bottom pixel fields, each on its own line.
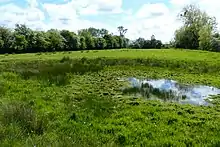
left=1, top=4, right=218, bottom=54
left=0, top=24, right=163, bottom=54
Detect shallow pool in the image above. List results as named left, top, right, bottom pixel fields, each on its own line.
left=122, top=77, right=220, bottom=106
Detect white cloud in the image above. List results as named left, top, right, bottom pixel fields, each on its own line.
left=26, top=0, right=38, bottom=7
left=42, top=0, right=118, bottom=32
left=43, top=3, right=78, bottom=21
left=124, top=2, right=181, bottom=43
left=124, top=0, right=220, bottom=43
left=78, top=4, right=99, bottom=15
left=45, top=0, right=124, bottom=16
left=82, top=0, right=123, bottom=14
left=0, top=2, right=45, bottom=29
left=136, top=3, right=169, bottom=19
left=2, top=0, right=220, bottom=43
left=41, top=0, right=183, bottom=42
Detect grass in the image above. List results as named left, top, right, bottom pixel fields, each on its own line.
left=1, top=49, right=220, bottom=146
left=1, top=49, right=220, bottom=62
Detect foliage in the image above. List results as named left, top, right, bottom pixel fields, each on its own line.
left=198, top=25, right=212, bottom=51
left=0, top=24, right=164, bottom=54
left=130, top=36, right=162, bottom=49
left=174, top=4, right=220, bottom=51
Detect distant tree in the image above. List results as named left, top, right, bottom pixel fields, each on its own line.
left=151, top=35, right=155, bottom=41
left=0, top=23, right=164, bottom=53
left=134, top=38, right=145, bottom=48
left=86, top=36, right=95, bottom=49
left=71, top=35, right=81, bottom=50
left=130, top=36, right=162, bottom=49
left=100, top=28, right=109, bottom=37
left=0, top=26, right=13, bottom=53
left=95, top=38, right=107, bottom=49
left=103, top=34, right=114, bottom=49
left=117, top=26, right=128, bottom=37
left=12, top=34, right=28, bottom=52
left=80, top=36, right=87, bottom=50
left=87, top=27, right=100, bottom=37
left=60, top=30, right=78, bottom=50
left=34, top=31, right=50, bottom=52
left=198, top=25, right=212, bottom=51
left=46, top=29, right=64, bottom=52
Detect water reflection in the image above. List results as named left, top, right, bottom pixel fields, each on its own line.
left=122, top=78, right=220, bottom=106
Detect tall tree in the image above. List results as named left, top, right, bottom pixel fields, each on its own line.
left=117, top=26, right=128, bottom=37
left=174, top=4, right=217, bottom=50
left=46, top=29, right=65, bottom=52
left=60, top=30, right=78, bottom=50
left=198, top=25, right=212, bottom=51
left=34, top=31, right=50, bottom=52
left=0, top=26, right=13, bottom=53
left=87, top=27, right=100, bottom=37
left=100, top=28, right=109, bottom=37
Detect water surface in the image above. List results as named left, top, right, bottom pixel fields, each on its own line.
left=121, top=77, right=220, bottom=106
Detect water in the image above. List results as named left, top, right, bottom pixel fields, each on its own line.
left=122, top=77, right=220, bottom=106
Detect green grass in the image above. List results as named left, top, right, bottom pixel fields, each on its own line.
left=1, top=49, right=220, bottom=146
left=1, top=49, right=220, bottom=62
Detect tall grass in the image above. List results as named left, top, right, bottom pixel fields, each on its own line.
left=1, top=56, right=219, bottom=76
left=0, top=102, right=47, bottom=136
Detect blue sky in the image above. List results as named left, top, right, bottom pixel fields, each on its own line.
left=0, top=0, right=219, bottom=42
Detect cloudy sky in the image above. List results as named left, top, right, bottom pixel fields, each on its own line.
left=0, top=0, right=220, bottom=43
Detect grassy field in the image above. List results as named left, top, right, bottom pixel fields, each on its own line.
left=1, top=49, right=220, bottom=146
left=1, top=49, right=220, bottom=62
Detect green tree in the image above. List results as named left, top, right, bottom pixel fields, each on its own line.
left=71, top=35, right=81, bottom=50
left=80, top=36, right=87, bottom=50
left=60, top=30, right=78, bottom=51
left=86, top=36, right=95, bottom=49
left=0, top=26, right=13, bottom=53
left=174, top=4, right=217, bottom=50
left=13, top=34, right=28, bottom=52
left=104, top=34, right=114, bottom=49
left=14, top=24, right=34, bottom=52
left=46, top=29, right=64, bottom=52
left=0, top=37, right=4, bottom=49
left=34, top=31, right=50, bottom=52
left=100, top=29, right=109, bottom=37
left=87, top=27, right=100, bottom=37
left=133, top=38, right=145, bottom=48
left=198, top=25, right=212, bottom=51
left=95, top=38, right=107, bottom=49
left=117, top=26, right=128, bottom=37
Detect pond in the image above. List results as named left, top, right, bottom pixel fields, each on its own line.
left=120, top=77, right=220, bottom=106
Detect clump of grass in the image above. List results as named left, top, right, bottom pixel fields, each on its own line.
left=43, top=73, right=70, bottom=86
left=8, top=57, right=103, bottom=86
left=36, top=52, right=42, bottom=56
left=60, top=56, right=71, bottom=63
left=72, top=94, right=117, bottom=118
left=0, top=102, right=47, bottom=136
left=1, top=72, right=21, bottom=81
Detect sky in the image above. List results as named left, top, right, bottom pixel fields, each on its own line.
left=1, top=0, right=220, bottom=43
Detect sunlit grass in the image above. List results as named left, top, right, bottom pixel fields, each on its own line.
left=1, top=49, right=220, bottom=146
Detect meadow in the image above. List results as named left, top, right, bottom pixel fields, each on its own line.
left=1, top=49, right=220, bottom=146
